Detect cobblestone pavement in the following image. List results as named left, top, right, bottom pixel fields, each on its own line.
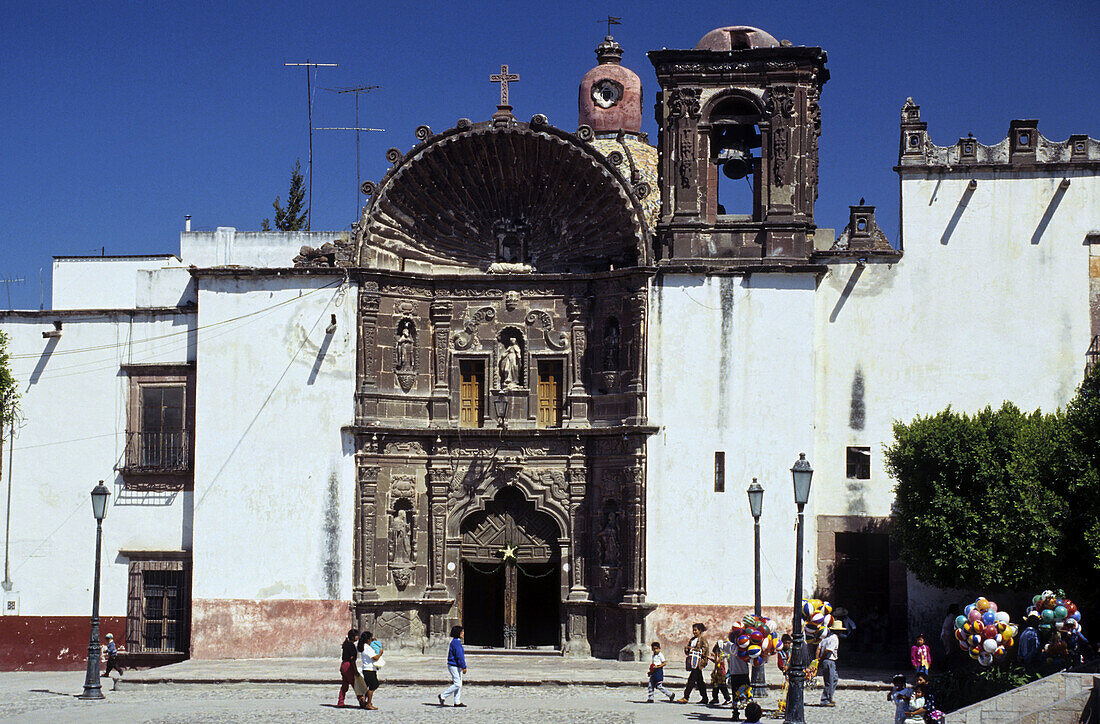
left=0, top=673, right=894, bottom=724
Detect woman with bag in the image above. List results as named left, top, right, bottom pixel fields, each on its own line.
left=676, top=623, right=710, bottom=705
left=358, top=631, right=384, bottom=710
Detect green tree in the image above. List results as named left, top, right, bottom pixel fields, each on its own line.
left=886, top=367, right=1100, bottom=602
left=261, top=159, right=308, bottom=231
left=0, top=330, right=20, bottom=503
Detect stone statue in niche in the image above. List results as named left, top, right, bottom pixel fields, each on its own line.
left=395, top=320, right=415, bottom=371
left=499, top=334, right=523, bottom=389
left=602, top=318, right=620, bottom=371
left=390, top=509, right=412, bottom=564
left=596, top=508, right=621, bottom=568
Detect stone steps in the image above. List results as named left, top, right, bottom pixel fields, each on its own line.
left=946, top=672, right=1097, bottom=724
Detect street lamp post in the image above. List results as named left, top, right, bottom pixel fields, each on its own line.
left=746, top=478, right=766, bottom=698
left=492, top=392, right=509, bottom=429
left=784, top=454, right=813, bottom=724
left=78, top=481, right=111, bottom=700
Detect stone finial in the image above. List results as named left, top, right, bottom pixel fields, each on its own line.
left=596, top=35, right=624, bottom=64
left=901, top=97, right=921, bottom=123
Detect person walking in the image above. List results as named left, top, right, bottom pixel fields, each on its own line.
left=816, top=620, right=842, bottom=707
left=677, top=623, right=710, bottom=704
left=358, top=631, right=383, bottom=710
left=1018, top=613, right=1041, bottom=672
left=726, top=637, right=750, bottom=720
left=438, top=625, right=467, bottom=707
left=337, top=628, right=366, bottom=708
left=102, top=633, right=123, bottom=678
left=646, top=642, right=675, bottom=703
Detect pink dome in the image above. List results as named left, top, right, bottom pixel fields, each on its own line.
left=694, top=26, right=779, bottom=51
left=578, top=36, right=642, bottom=135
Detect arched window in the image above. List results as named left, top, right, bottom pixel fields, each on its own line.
left=708, top=96, right=761, bottom=219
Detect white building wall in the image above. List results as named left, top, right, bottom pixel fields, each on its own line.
left=189, top=273, right=356, bottom=655
left=814, top=170, right=1098, bottom=520
left=646, top=272, right=817, bottom=616
left=52, top=256, right=191, bottom=310
left=180, top=228, right=345, bottom=269
left=0, top=310, right=194, bottom=618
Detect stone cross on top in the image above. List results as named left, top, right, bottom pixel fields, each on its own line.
left=490, top=64, right=520, bottom=107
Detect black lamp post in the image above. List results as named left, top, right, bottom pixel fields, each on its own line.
left=746, top=478, right=766, bottom=697
left=492, top=392, right=509, bottom=429
left=784, top=454, right=813, bottom=724
left=79, top=481, right=111, bottom=700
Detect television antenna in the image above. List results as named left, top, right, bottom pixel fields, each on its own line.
left=284, top=60, right=339, bottom=230
left=318, top=85, right=384, bottom=217
left=0, top=277, right=25, bottom=310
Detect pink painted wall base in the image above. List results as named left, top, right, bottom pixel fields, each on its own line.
left=190, top=598, right=353, bottom=659
left=648, top=603, right=793, bottom=649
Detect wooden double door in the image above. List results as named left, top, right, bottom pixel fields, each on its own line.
left=459, top=487, right=561, bottom=649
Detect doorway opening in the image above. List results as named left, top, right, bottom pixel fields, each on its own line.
left=459, top=486, right=562, bottom=649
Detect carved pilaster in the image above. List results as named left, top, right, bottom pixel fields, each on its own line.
left=665, top=87, right=701, bottom=216
left=622, top=465, right=646, bottom=605
left=627, top=291, right=646, bottom=399
left=359, top=282, right=380, bottom=388
left=426, top=464, right=452, bottom=598
left=358, top=466, right=380, bottom=598
left=566, top=298, right=588, bottom=396
left=567, top=464, right=589, bottom=601
left=430, top=299, right=453, bottom=420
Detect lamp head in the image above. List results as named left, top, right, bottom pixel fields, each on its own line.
left=746, top=478, right=764, bottom=519
left=90, top=480, right=111, bottom=521
left=492, top=393, right=509, bottom=422
left=790, top=453, right=813, bottom=506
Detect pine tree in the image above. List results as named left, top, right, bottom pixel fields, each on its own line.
left=262, top=159, right=308, bottom=231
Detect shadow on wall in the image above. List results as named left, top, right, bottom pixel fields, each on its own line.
left=1030, top=181, right=1069, bottom=245
left=939, top=182, right=976, bottom=246
left=828, top=264, right=864, bottom=323
left=26, top=336, right=59, bottom=388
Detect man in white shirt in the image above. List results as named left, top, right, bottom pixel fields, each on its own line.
left=816, top=622, right=841, bottom=707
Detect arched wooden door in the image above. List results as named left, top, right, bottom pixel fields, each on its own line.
left=459, top=486, right=561, bottom=649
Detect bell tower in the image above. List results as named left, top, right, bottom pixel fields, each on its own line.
left=648, top=26, right=829, bottom=263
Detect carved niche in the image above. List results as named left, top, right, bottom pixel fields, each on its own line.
left=388, top=474, right=417, bottom=590
left=497, top=328, right=526, bottom=389
left=394, top=319, right=417, bottom=392
left=594, top=499, right=622, bottom=590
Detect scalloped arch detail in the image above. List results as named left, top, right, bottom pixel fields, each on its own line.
left=357, top=120, right=649, bottom=271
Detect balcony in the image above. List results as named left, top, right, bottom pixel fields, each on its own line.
left=1088, top=336, right=1099, bottom=377
left=122, top=431, right=192, bottom=474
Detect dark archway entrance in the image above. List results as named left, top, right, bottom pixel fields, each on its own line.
left=460, top=487, right=561, bottom=649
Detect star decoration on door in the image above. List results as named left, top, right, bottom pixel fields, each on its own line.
left=498, top=544, right=518, bottom=561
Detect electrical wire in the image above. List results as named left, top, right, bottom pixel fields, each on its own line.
left=8, top=278, right=343, bottom=361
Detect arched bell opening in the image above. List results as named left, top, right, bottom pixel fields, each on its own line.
left=707, top=95, right=762, bottom=219
left=458, top=486, right=563, bottom=649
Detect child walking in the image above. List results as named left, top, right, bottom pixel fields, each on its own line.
left=710, top=643, right=731, bottom=705
left=646, top=642, right=675, bottom=703
left=910, top=634, right=931, bottom=675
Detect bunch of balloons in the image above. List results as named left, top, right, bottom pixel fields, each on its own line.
left=1028, top=590, right=1082, bottom=637
left=730, top=614, right=782, bottom=663
left=953, top=596, right=1016, bottom=667
left=801, top=598, right=834, bottom=644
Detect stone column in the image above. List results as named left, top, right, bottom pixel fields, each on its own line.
left=426, top=464, right=452, bottom=599
left=359, top=282, right=380, bottom=388
left=566, top=462, right=589, bottom=601
left=358, top=465, right=380, bottom=599
left=621, top=464, right=645, bottom=605
left=430, top=300, right=453, bottom=421
left=565, top=298, right=589, bottom=425
left=627, top=290, right=647, bottom=425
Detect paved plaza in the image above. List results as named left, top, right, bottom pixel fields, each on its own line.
left=0, top=656, right=895, bottom=724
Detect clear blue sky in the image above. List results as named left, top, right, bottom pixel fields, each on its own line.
left=1, top=0, right=1095, bottom=310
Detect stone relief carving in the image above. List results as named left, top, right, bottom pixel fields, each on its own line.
left=596, top=507, right=621, bottom=568
left=678, top=128, right=695, bottom=189
left=503, top=290, right=521, bottom=311
left=452, top=306, right=496, bottom=351
left=667, top=87, right=701, bottom=120
left=394, top=319, right=417, bottom=392
left=525, top=310, right=568, bottom=351
left=389, top=507, right=413, bottom=564
left=384, top=440, right=425, bottom=455
left=773, top=127, right=790, bottom=186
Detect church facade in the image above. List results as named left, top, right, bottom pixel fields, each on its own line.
left=1, top=24, right=1097, bottom=668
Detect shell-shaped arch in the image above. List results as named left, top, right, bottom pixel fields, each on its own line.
left=357, top=119, right=650, bottom=271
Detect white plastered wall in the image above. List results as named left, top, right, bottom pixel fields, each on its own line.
left=646, top=272, right=817, bottom=607
left=191, top=274, right=357, bottom=602
left=1, top=310, right=194, bottom=617
left=814, top=170, right=1097, bottom=520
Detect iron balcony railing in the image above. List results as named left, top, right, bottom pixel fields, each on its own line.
left=123, top=431, right=191, bottom=472
left=1088, top=336, right=1100, bottom=377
